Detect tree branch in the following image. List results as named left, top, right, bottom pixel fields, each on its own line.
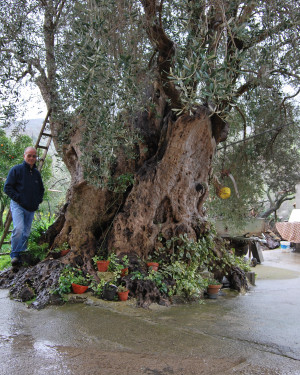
left=237, top=1, right=258, bottom=26
left=281, top=87, right=300, bottom=107
left=234, top=77, right=258, bottom=98
left=270, top=69, right=300, bottom=81
left=140, top=0, right=182, bottom=109
left=245, top=20, right=295, bottom=50
left=260, top=193, right=295, bottom=219
left=54, top=0, right=66, bottom=28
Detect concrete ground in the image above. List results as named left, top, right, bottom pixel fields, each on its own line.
left=0, top=248, right=300, bottom=375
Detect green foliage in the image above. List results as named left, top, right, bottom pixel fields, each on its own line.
left=107, top=253, right=130, bottom=280
left=130, top=270, right=145, bottom=281
left=28, top=213, right=55, bottom=244
left=143, top=232, right=215, bottom=299
left=56, top=2, right=146, bottom=188
left=26, top=213, right=56, bottom=262
left=107, top=253, right=121, bottom=272
left=108, top=173, right=135, bottom=193
left=156, top=232, right=214, bottom=269
left=52, top=242, right=69, bottom=253
left=26, top=243, right=49, bottom=264
left=92, top=254, right=107, bottom=263
left=89, top=278, right=106, bottom=298
left=93, top=252, right=129, bottom=275
left=162, top=261, right=208, bottom=299
left=225, top=251, right=251, bottom=273
left=208, top=89, right=300, bottom=224
left=206, top=278, right=222, bottom=286
left=152, top=231, right=251, bottom=299
left=120, top=255, right=129, bottom=268
left=55, top=266, right=90, bottom=296
left=0, top=255, right=11, bottom=270
left=145, top=270, right=169, bottom=295
left=0, top=130, right=33, bottom=227
left=117, top=285, right=128, bottom=293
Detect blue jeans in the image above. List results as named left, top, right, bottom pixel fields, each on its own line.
left=10, top=200, right=35, bottom=260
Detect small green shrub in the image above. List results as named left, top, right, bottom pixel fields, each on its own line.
left=152, top=229, right=250, bottom=300
left=26, top=213, right=56, bottom=262
left=145, top=270, right=168, bottom=295
left=130, top=270, right=145, bottom=280
left=27, top=243, right=49, bottom=263
left=90, top=278, right=106, bottom=298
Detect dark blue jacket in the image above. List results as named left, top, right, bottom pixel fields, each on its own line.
left=4, top=161, right=44, bottom=212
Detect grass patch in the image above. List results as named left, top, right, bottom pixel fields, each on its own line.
left=0, top=255, right=11, bottom=270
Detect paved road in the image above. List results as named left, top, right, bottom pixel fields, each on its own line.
left=0, top=248, right=300, bottom=375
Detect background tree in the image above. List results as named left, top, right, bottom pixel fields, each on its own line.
left=0, top=0, right=299, bottom=306
left=0, top=129, right=53, bottom=230
left=208, top=86, right=300, bottom=226
left=0, top=130, right=33, bottom=229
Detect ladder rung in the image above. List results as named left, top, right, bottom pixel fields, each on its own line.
left=37, top=145, right=49, bottom=150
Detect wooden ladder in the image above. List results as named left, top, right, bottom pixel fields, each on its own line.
left=0, top=109, right=52, bottom=254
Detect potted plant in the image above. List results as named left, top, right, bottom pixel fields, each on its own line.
left=146, top=253, right=159, bottom=271
left=102, top=282, right=118, bottom=301
left=206, top=278, right=222, bottom=299
left=71, top=274, right=90, bottom=294
left=147, top=260, right=159, bottom=271
left=60, top=242, right=71, bottom=257
left=93, top=255, right=110, bottom=272
left=107, top=253, right=130, bottom=278
left=50, top=242, right=70, bottom=258
left=55, top=266, right=90, bottom=296
left=117, top=285, right=129, bottom=301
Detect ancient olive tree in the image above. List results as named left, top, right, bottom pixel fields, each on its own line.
left=0, top=0, right=299, bottom=306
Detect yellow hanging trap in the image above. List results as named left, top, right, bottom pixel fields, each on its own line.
left=212, top=174, right=233, bottom=200
left=217, top=186, right=231, bottom=199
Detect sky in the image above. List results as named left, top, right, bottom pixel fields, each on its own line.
left=20, top=84, right=47, bottom=120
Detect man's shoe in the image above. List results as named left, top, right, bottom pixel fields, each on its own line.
left=11, top=257, right=20, bottom=267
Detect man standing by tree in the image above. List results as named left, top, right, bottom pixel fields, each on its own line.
left=4, top=147, right=44, bottom=267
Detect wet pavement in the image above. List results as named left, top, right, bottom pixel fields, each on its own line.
left=1, top=248, right=300, bottom=375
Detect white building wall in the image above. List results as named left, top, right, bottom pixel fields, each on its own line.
left=296, top=184, right=300, bottom=209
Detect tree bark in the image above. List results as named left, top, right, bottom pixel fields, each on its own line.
left=108, top=106, right=215, bottom=258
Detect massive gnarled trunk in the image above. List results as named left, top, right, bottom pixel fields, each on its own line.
left=49, top=102, right=216, bottom=264
left=109, top=107, right=215, bottom=257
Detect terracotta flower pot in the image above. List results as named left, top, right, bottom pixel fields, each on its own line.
left=121, top=268, right=128, bottom=277
left=71, top=283, right=88, bottom=294
left=60, top=249, right=70, bottom=257
left=147, top=262, right=159, bottom=271
left=207, top=284, right=222, bottom=298
left=118, top=290, right=129, bottom=301
left=97, top=260, right=110, bottom=272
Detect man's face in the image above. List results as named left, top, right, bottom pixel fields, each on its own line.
left=24, top=149, right=37, bottom=167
